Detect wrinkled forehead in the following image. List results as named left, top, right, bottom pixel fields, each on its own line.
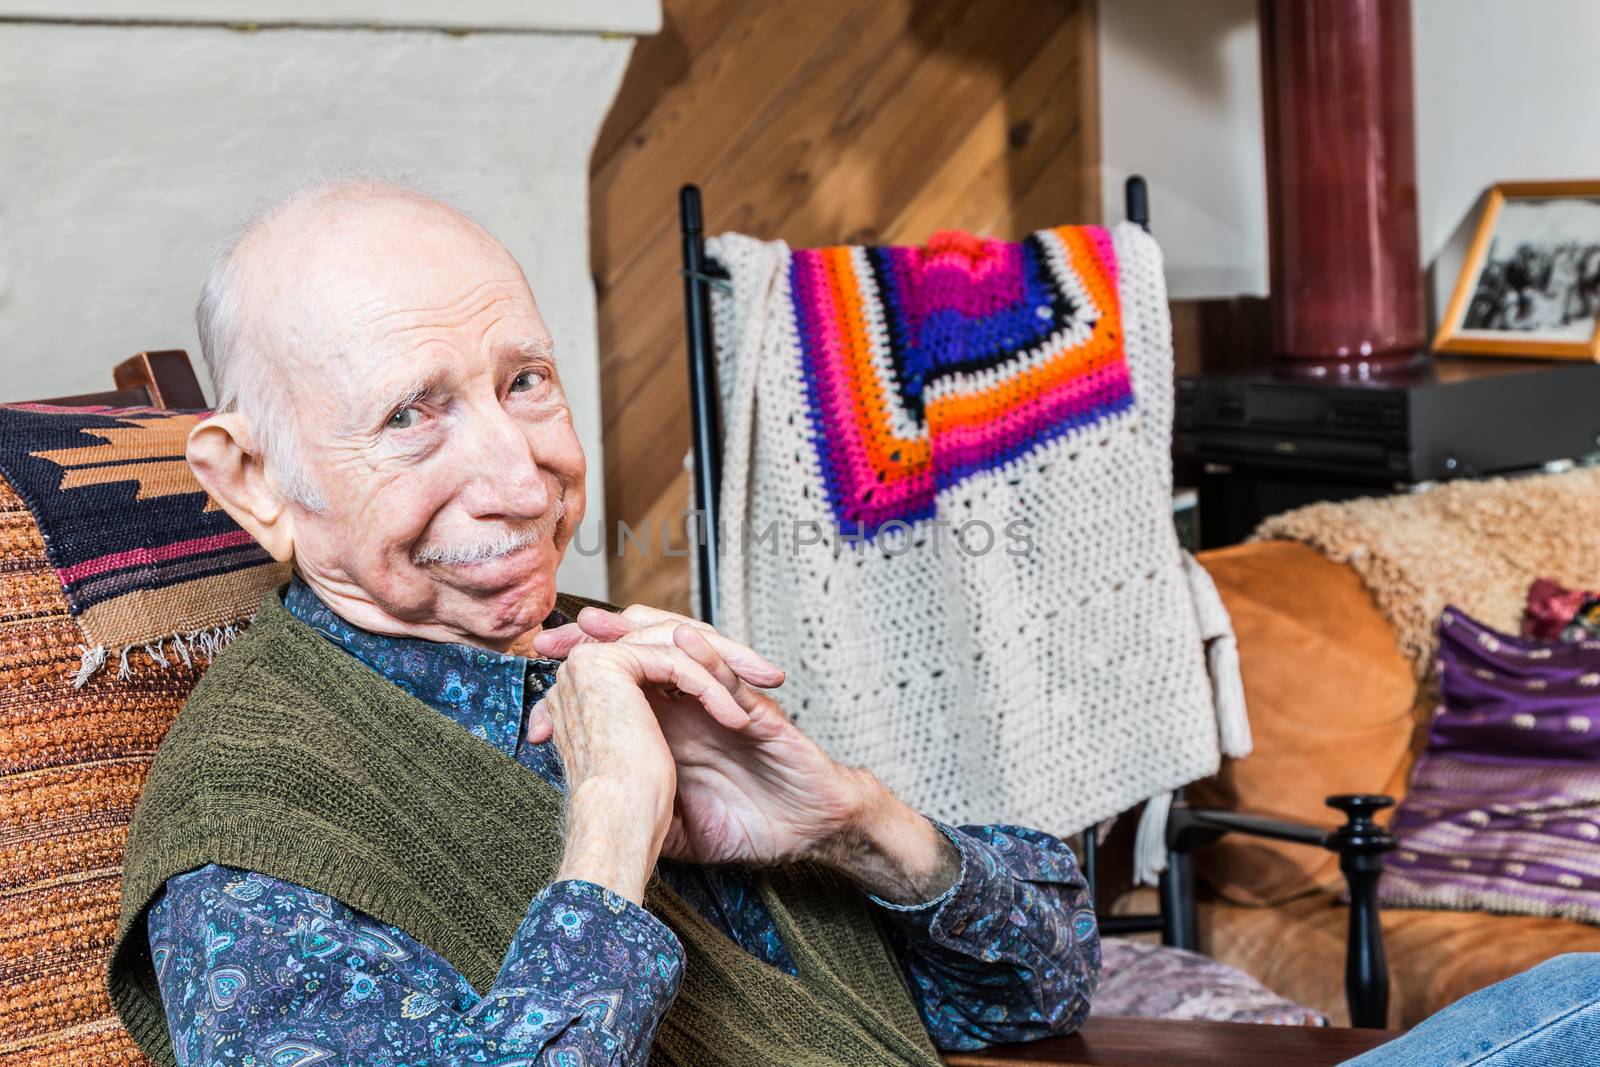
left=244, top=193, right=525, bottom=319
left=235, top=191, right=549, bottom=390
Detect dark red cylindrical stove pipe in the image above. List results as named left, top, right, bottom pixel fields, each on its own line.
left=1260, top=0, right=1424, bottom=365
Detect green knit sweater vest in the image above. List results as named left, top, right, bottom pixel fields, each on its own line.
left=106, top=592, right=942, bottom=1067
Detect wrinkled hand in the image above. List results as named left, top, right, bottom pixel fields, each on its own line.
left=531, top=605, right=876, bottom=870
left=541, top=634, right=751, bottom=902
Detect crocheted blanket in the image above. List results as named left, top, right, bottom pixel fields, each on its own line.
left=1256, top=466, right=1600, bottom=679
left=706, top=223, right=1246, bottom=850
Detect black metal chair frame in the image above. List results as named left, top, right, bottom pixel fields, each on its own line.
left=677, top=178, right=1398, bottom=1029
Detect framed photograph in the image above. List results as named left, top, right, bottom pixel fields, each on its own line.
left=1435, top=180, right=1600, bottom=361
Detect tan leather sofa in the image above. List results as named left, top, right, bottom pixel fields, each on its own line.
left=1187, top=541, right=1600, bottom=1028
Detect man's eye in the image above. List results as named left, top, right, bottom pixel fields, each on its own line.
left=510, top=369, right=546, bottom=393
left=387, top=407, right=420, bottom=430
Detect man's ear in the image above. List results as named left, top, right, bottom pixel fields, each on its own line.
left=186, top=414, right=297, bottom=563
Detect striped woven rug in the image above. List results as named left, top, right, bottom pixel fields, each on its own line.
left=0, top=405, right=286, bottom=1065
left=1, top=472, right=167, bottom=1065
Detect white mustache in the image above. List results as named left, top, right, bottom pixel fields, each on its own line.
left=413, top=499, right=565, bottom=566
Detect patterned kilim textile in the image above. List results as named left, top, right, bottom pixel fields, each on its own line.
left=0, top=406, right=289, bottom=685
left=1, top=406, right=283, bottom=1065
left=1381, top=607, right=1600, bottom=925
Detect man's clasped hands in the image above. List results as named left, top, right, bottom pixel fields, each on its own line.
left=526, top=605, right=960, bottom=909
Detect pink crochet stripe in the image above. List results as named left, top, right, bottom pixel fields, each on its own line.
left=931, top=364, right=1133, bottom=470
left=1082, top=226, right=1119, bottom=287
left=909, top=240, right=1025, bottom=317
left=57, top=529, right=258, bottom=583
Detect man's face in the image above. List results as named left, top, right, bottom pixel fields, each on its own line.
left=255, top=195, right=585, bottom=649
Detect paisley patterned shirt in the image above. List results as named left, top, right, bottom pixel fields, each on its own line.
left=145, top=579, right=1100, bottom=1064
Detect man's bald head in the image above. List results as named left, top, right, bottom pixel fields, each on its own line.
left=196, top=176, right=521, bottom=508
left=186, top=173, right=584, bottom=651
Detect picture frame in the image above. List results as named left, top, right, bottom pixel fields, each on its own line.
left=1434, top=180, right=1600, bottom=361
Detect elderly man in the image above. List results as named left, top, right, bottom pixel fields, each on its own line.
left=106, top=178, right=1099, bottom=1067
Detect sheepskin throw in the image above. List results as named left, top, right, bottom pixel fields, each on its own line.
left=705, top=223, right=1246, bottom=851
left=1256, top=467, right=1600, bottom=679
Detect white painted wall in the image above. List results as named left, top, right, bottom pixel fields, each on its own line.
left=1100, top=0, right=1600, bottom=316
left=1098, top=0, right=1266, bottom=299
left=1414, top=0, right=1600, bottom=320
left=0, top=12, right=650, bottom=597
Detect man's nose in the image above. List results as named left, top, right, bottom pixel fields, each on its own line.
left=458, top=408, right=551, bottom=519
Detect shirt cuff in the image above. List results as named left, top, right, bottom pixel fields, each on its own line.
left=870, top=822, right=1098, bottom=964
left=866, top=821, right=977, bottom=919
left=493, top=878, right=685, bottom=1048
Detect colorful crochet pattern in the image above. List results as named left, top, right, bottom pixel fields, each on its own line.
left=707, top=222, right=1239, bottom=841
left=790, top=227, right=1131, bottom=534
left=0, top=406, right=289, bottom=683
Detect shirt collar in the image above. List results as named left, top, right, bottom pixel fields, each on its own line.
left=281, top=575, right=566, bottom=759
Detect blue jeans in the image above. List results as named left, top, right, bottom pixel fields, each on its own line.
left=1343, top=954, right=1600, bottom=1066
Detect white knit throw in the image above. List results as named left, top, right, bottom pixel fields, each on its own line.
left=704, top=223, right=1248, bottom=881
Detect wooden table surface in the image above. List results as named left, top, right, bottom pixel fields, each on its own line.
left=943, top=1017, right=1399, bottom=1067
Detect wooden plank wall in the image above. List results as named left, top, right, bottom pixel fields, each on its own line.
left=591, top=0, right=1102, bottom=611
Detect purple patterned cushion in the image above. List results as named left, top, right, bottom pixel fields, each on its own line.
left=1094, top=938, right=1327, bottom=1026
left=1380, top=606, right=1600, bottom=923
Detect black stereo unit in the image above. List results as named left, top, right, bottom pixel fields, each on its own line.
left=1175, top=357, right=1600, bottom=547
